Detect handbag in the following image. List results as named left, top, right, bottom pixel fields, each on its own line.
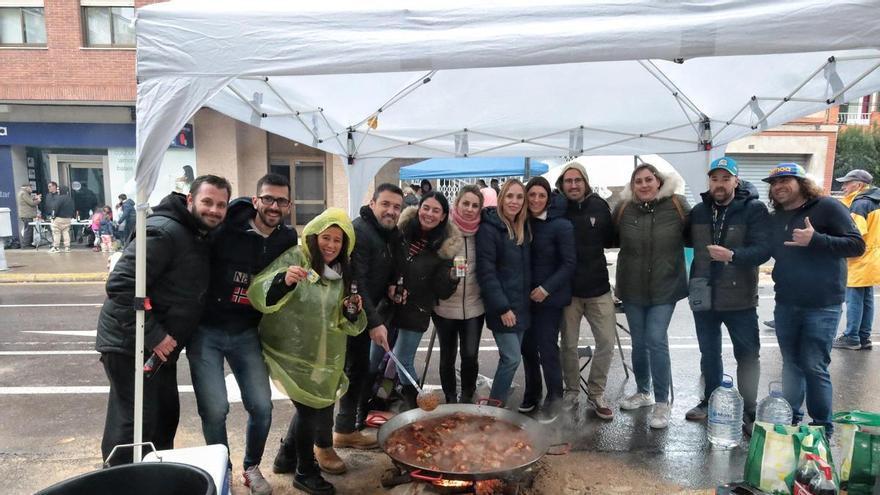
left=833, top=410, right=880, bottom=495
left=743, top=422, right=834, bottom=495
left=688, top=277, right=712, bottom=312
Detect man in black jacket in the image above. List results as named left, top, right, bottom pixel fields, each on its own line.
left=95, top=175, right=231, bottom=465
left=765, top=163, right=865, bottom=434
left=42, top=181, right=76, bottom=253
left=685, top=157, right=770, bottom=426
left=190, top=173, right=297, bottom=494
left=328, top=184, right=399, bottom=455
left=553, top=160, right=617, bottom=420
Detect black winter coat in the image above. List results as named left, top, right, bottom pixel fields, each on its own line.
left=549, top=192, right=613, bottom=298
left=769, top=196, right=865, bottom=307
left=688, top=181, right=771, bottom=311
left=352, top=205, right=400, bottom=329
left=201, top=198, right=298, bottom=331
left=95, top=193, right=212, bottom=360
left=43, top=191, right=76, bottom=219
left=529, top=210, right=576, bottom=308
left=476, top=208, right=531, bottom=333
left=391, top=207, right=461, bottom=332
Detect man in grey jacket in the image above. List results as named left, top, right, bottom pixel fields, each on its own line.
left=16, top=183, right=40, bottom=248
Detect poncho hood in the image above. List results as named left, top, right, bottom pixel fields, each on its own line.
left=301, top=207, right=356, bottom=261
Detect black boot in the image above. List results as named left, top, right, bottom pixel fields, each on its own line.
left=272, top=438, right=296, bottom=474
left=401, top=385, right=418, bottom=411
left=293, top=464, right=336, bottom=495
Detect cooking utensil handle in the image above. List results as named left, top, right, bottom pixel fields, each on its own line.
left=386, top=349, right=422, bottom=393
left=410, top=469, right=443, bottom=482
left=477, top=398, right=503, bottom=407
left=546, top=442, right=572, bottom=455
left=365, top=411, right=390, bottom=428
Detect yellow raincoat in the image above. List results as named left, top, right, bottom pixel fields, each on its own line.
left=840, top=186, right=880, bottom=287
left=249, top=208, right=367, bottom=409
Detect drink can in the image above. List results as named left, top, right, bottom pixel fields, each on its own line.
left=454, top=256, right=467, bottom=278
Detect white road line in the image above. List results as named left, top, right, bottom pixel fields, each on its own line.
left=0, top=350, right=98, bottom=355
left=0, top=385, right=195, bottom=395
left=0, top=303, right=102, bottom=308
left=23, top=330, right=97, bottom=337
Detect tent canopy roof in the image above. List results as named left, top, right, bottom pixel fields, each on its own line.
left=400, top=157, right=549, bottom=180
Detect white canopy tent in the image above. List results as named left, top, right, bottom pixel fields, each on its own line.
left=130, top=0, right=880, bottom=457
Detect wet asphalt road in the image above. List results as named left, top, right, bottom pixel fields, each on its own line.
left=1, top=282, right=878, bottom=494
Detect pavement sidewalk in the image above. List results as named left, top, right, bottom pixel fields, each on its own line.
left=0, top=247, right=111, bottom=283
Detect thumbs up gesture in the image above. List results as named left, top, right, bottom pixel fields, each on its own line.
left=784, top=217, right=815, bottom=247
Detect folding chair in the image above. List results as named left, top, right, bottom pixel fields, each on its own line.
left=577, top=318, right=633, bottom=396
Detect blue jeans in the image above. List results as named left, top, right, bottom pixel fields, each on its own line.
left=521, top=304, right=564, bottom=405
left=844, top=286, right=874, bottom=344
left=490, top=331, right=523, bottom=404
left=372, top=328, right=423, bottom=385
left=693, top=308, right=761, bottom=420
left=773, top=303, right=842, bottom=432
left=623, top=303, right=675, bottom=403
left=188, top=325, right=273, bottom=469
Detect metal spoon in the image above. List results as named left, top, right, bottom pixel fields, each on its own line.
left=386, top=349, right=440, bottom=411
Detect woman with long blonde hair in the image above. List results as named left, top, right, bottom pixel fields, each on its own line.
left=476, top=179, right=532, bottom=405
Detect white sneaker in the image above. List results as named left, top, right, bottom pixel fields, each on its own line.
left=48, top=247, right=60, bottom=253
left=63, top=247, right=71, bottom=253
left=650, top=402, right=671, bottom=429
left=242, top=465, right=273, bottom=495
left=619, top=392, right=655, bottom=410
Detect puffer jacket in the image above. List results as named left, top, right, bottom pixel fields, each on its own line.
left=613, top=171, right=691, bottom=306
left=434, top=230, right=484, bottom=320
left=841, top=186, right=880, bottom=287
left=688, top=180, right=771, bottom=311
left=476, top=207, right=531, bottom=333
left=95, top=192, right=212, bottom=360
left=201, top=198, right=298, bottom=331
left=351, top=205, right=400, bottom=329
left=529, top=209, right=576, bottom=308
left=391, top=207, right=462, bottom=332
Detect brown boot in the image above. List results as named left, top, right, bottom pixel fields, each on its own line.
left=314, top=446, right=347, bottom=474
left=332, top=430, right=378, bottom=449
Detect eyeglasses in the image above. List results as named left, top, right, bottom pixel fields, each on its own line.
left=257, top=195, right=291, bottom=208
left=563, top=178, right=585, bottom=185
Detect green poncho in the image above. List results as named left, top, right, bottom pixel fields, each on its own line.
left=249, top=208, right=367, bottom=409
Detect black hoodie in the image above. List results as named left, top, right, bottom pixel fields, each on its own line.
left=201, top=198, right=298, bottom=331
left=96, top=193, right=212, bottom=359
left=769, top=196, right=865, bottom=307
left=688, top=180, right=771, bottom=311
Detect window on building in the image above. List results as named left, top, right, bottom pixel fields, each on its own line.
left=0, top=7, right=46, bottom=45
left=82, top=6, right=134, bottom=47
left=294, top=161, right=326, bottom=225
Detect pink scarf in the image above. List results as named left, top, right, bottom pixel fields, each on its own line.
left=451, top=207, right=480, bottom=234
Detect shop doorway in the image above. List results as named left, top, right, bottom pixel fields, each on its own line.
left=50, top=154, right=110, bottom=218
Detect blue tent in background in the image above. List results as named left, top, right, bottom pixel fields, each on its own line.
left=399, top=157, right=549, bottom=180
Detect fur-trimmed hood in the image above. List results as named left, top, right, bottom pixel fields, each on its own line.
left=620, top=167, right=685, bottom=203
left=397, top=206, right=463, bottom=260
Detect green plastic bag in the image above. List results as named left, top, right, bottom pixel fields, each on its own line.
left=833, top=410, right=880, bottom=495
left=743, top=422, right=834, bottom=495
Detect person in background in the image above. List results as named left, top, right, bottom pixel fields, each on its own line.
left=404, top=184, right=421, bottom=207
left=490, top=178, right=501, bottom=195
left=117, top=194, right=136, bottom=246
left=433, top=185, right=485, bottom=404
left=553, top=159, right=618, bottom=420
left=477, top=179, right=488, bottom=189
left=43, top=182, right=75, bottom=253
left=832, top=169, right=879, bottom=351
left=476, top=179, right=531, bottom=405
left=249, top=208, right=366, bottom=495
left=16, top=183, right=40, bottom=249
left=420, top=179, right=434, bottom=195
left=189, top=173, right=298, bottom=495
left=481, top=186, right=498, bottom=208
left=684, top=157, right=770, bottom=432
left=96, top=175, right=231, bottom=465
left=384, top=191, right=461, bottom=409
left=613, top=164, right=690, bottom=429
left=764, top=163, right=864, bottom=435
left=521, top=177, right=575, bottom=422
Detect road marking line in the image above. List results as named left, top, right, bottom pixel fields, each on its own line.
left=0, top=350, right=98, bottom=355
left=23, top=330, right=97, bottom=337
left=0, top=385, right=195, bottom=395
left=0, top=303, right=102, bottom=308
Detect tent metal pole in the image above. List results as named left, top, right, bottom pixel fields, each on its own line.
left=132, top=189, right=148, bottom=463
left=524, top=157, right=531, bottom=179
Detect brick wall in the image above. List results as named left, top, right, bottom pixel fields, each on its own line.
left=0, top=0, right=164, bottom=102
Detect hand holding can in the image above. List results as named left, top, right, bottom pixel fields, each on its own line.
left=454, top=255, right=467, bottom=278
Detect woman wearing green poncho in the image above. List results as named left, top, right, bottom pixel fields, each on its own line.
left=249, top=208, right=366, bottom=495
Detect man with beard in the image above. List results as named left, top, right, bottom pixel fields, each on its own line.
left=684, top=157, right=770, bottom=431
left=305, top=183, right=399, bottom=474
left=765, top=163, right=864, bottom=435
left=96, top=175, right=231, bottom=465
left=189, top=173, right=297, bottom=494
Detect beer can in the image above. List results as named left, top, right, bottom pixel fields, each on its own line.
left=454, top=255, right=467, bottom=278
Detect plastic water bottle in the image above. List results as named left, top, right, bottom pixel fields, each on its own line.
left=756, top=381, right=793, bottom=426
left=708, top=374, right=743, bottom=448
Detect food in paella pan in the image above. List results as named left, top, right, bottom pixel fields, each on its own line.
left=384, top=412, right=534, bottom=472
